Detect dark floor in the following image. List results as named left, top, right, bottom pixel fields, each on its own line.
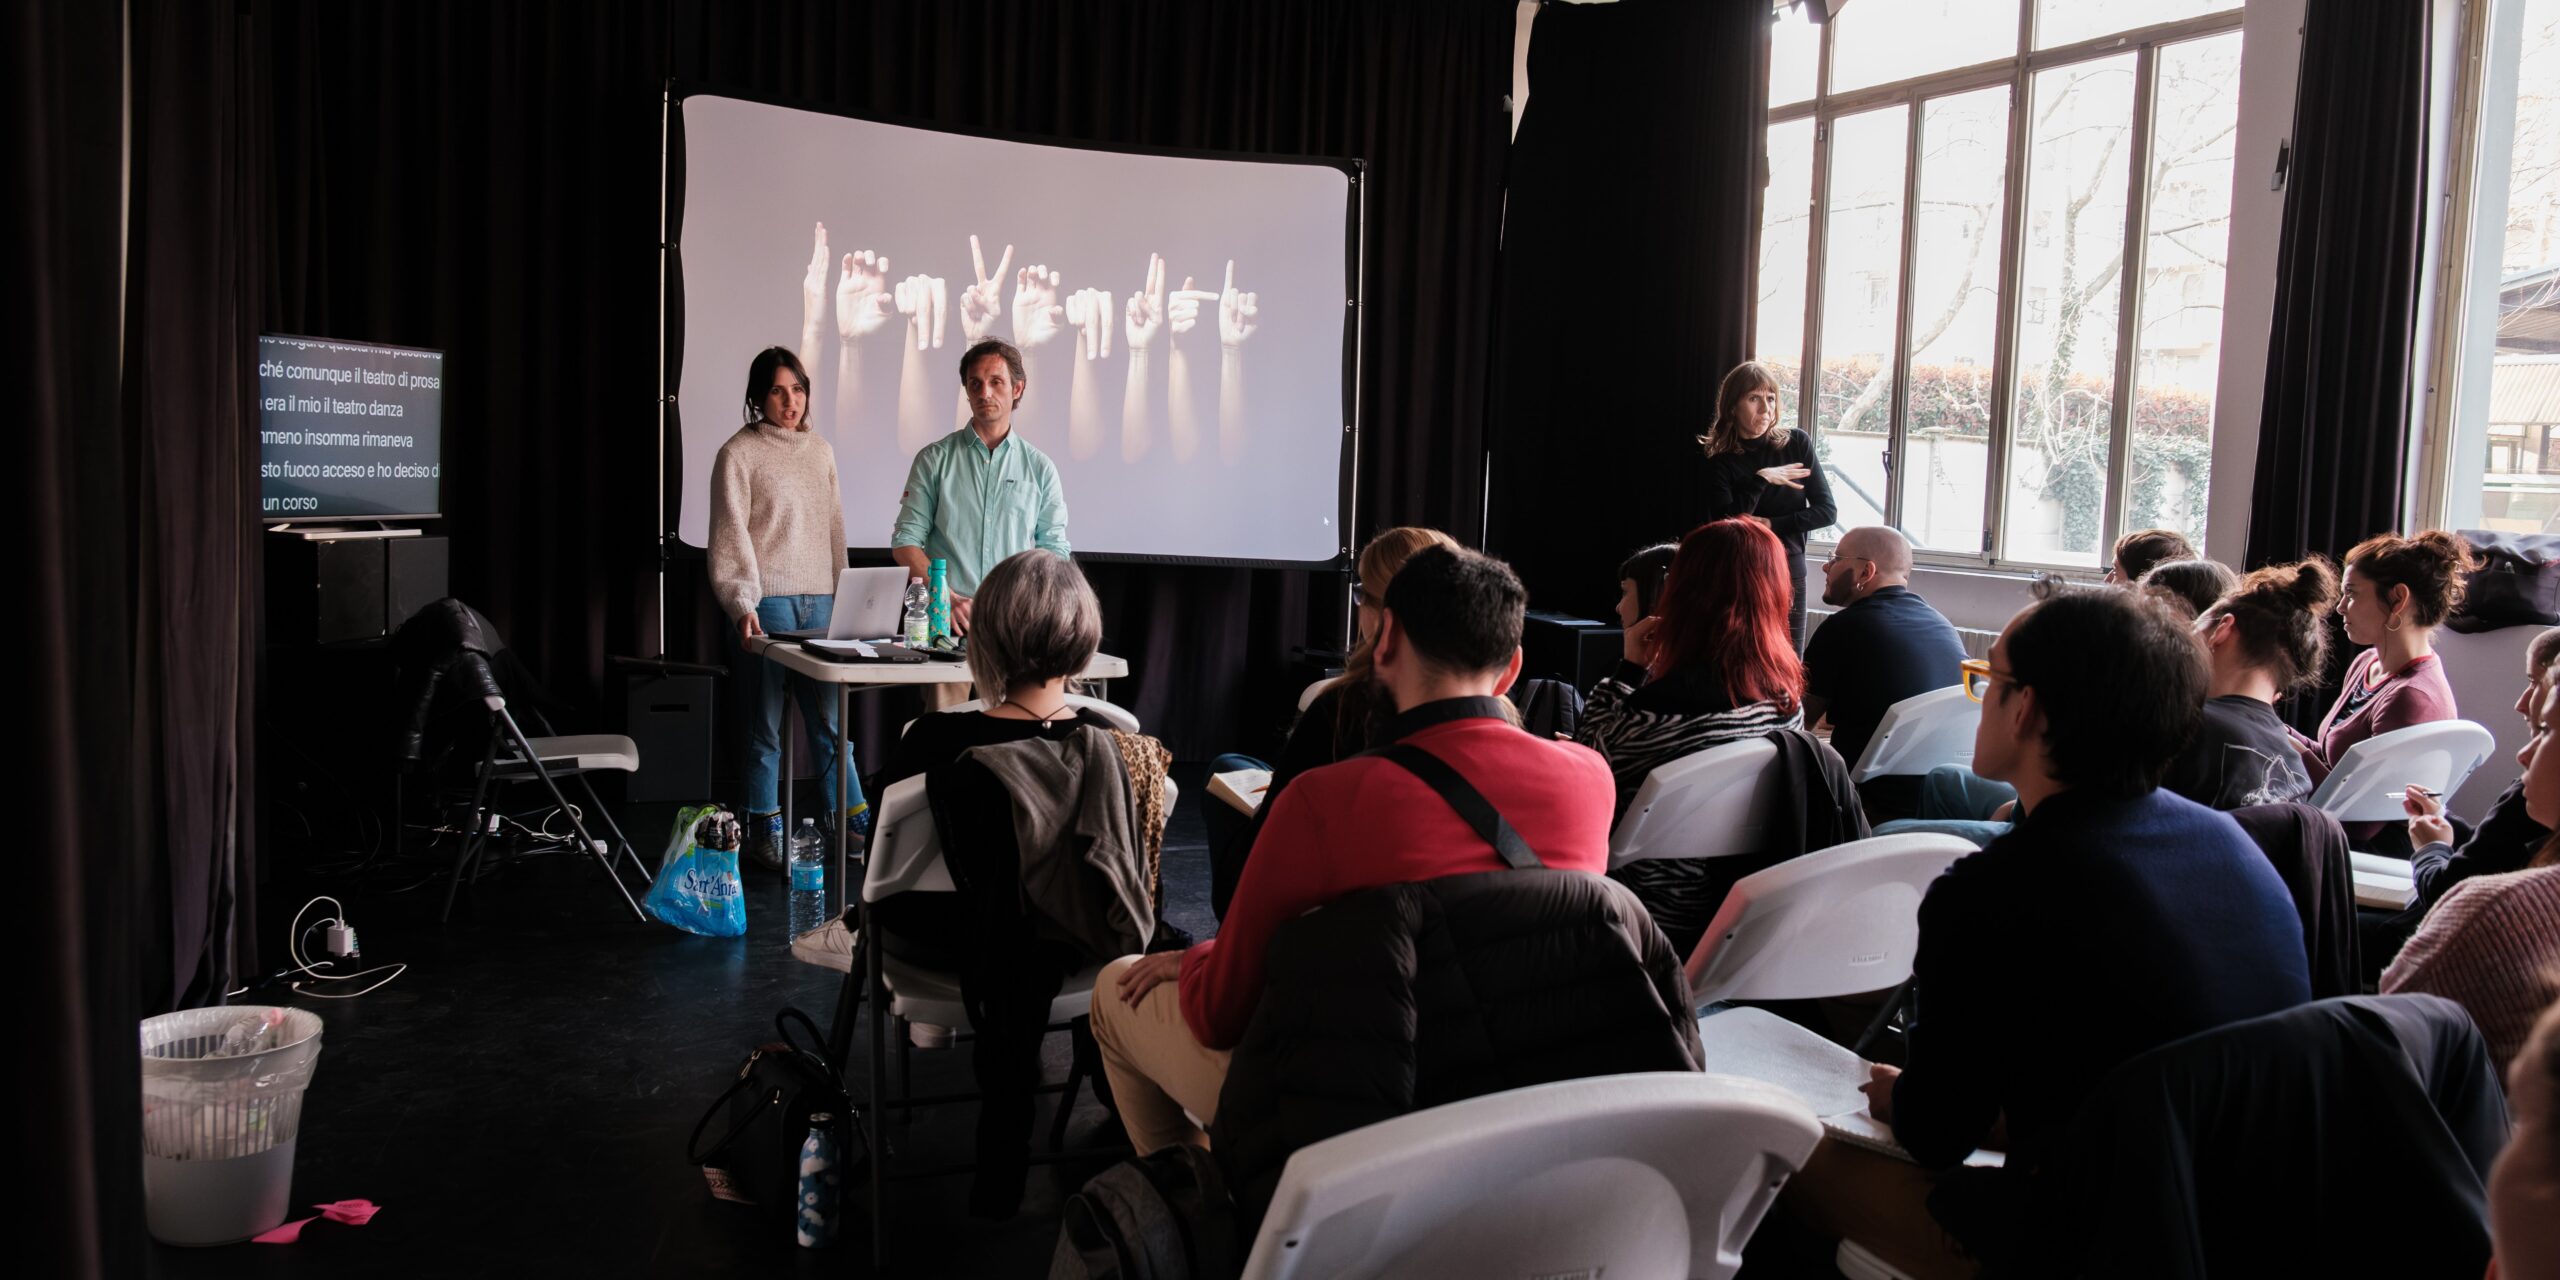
left=151, top=766, right=1223, bottom=1279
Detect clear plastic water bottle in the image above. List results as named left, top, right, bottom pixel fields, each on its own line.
left=902, top=578, right=931, bottom=648
left=788, top=818, right=827, bottom=938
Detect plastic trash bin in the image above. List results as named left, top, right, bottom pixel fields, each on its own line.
left=139, top=1006, right=325, bottom=1246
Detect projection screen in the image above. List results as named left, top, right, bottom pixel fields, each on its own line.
left=668, top=92, right=1360, bottom=566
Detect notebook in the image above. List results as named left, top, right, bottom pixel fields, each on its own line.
left=1694, top=1006, right=2004, bottom=1168
left=1209, top=767, right=1273, bottom=817
left=2349, top=854, right=2417, bottom=911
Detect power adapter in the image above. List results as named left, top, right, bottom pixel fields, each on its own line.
left=324, top=922, right=360, bottom=960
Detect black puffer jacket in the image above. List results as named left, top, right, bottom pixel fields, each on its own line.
left=1208, top=868, right=1703, bottom=1232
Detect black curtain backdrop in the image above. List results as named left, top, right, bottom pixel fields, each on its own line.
left=14, top=0, right=147, bottom=1273
left=665, top=0, right=1517, bottom=763
left=129, top=0, right=263, bottom=1011
left=2244, top=0, right=2430, bottom=571
left=1489, top=0, right=1767, bottom=619
left=249, top=0, right=1512, bottom=773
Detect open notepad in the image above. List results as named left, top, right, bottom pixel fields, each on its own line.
left=1209, top=767, right=1273, bottom=817
left=1695, top=1007, right=2004, bottom=1168
left=2349, top=851, right=2416, bottom=911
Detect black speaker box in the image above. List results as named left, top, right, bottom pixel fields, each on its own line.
left=1522, top=610, right=1621, bottom=691
left=386, top=536, right=449, bottom=630
left=627, top=674, right=716, bottom=803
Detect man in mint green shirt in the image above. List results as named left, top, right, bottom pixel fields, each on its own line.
left=891, top=337, right=1071, bottom=633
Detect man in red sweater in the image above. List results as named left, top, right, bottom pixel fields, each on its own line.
left=1091, top=545, right=1618, bottom=1153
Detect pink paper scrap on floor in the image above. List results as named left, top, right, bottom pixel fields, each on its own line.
left=251, top=1199, right=382, bottom=1244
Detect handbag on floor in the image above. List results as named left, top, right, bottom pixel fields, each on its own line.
left=686, top=1008, right=862, bottom=1219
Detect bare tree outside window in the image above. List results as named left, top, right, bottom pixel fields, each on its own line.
left=1757, top=2, right=2243, bottom=566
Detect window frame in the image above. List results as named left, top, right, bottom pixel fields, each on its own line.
left=1765, top=0, right=2246, bottom=570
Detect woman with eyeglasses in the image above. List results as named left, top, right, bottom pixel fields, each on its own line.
left=709, top=345, right=867, bottom=871
left=1202, top=526, right=1459, bottom=919
left=1699, top=362, right=1835, bottom=649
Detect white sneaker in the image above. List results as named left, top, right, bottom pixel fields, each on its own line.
left=908, top=1021, right=954, bottom=1050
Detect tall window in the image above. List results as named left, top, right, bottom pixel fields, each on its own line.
left=2433, top=0, right=2560, bottom=536
left=1756, top=0, right=2243, bottom=565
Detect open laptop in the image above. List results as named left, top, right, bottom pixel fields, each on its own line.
left=772, top=566, right=912, bottom=641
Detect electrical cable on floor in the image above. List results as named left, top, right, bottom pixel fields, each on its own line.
left=278, top=894, right=407, bottom=999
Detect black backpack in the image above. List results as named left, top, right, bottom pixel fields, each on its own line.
left=1048, top=1143, right=1238, bottom=1280
left=2448, top=530, right=2560, bottom=633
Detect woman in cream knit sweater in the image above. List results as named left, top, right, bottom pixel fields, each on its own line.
left=710, top=346, right=865, bottom=868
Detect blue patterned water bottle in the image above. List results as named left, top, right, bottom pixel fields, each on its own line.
left=927, top=558, right=951, bottom=642
left=797, top=1113, right=841, bottom=1249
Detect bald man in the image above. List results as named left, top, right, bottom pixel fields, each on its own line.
left=1803, top=527, right=1967, bottom=813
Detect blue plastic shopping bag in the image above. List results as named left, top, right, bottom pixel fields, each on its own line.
left=644, top=804, right=748, bottom=937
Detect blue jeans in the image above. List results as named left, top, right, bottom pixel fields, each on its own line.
left=1873, top=763, right=2016, bottom=848
left=734, top=594, right=866, bottom=819
left=1203, top=753, right=1269, bottom=922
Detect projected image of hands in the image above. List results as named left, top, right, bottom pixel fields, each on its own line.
left=676, top=98, right=1352, bottom=564
left=787, top=232, right=1268, bottom=466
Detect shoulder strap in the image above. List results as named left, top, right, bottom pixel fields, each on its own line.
left=1366, top=742, right=1543, bottom=870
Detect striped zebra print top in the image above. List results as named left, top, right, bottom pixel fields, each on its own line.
left=1575, top=659, right=1801, bottom=820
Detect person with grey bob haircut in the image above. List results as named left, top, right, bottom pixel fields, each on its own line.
left=963, top=548, right=1103, bottom=704
left=869, top=548, right=1123, bottom=1021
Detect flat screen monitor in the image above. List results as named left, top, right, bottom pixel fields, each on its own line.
left=258, top=333, right=444, bottom=522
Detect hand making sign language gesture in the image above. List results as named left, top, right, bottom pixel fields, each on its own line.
left=1064, top=284, right=1116, bottom=460
left=1214, top=259, right=1256, bottom=463
left=1165, top=270, right=1221, bottom=461
left=893, top=270, right=949, bottom=454
left=960, top=234, right=1012, bottom=345
left=1121, top=253, right=1166, bottom=462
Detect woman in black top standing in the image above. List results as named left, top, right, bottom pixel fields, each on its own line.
left=1699, top=361, right=1835, bottom=648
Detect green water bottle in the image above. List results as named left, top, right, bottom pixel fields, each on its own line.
left=928, top=558, right=950, bottom=642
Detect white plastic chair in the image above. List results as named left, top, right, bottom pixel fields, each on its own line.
left=1683, top=833, right=1977, bottom=1004
left=1237, top=1073, right=1823, bottom=1280
left=900, top=692, right=1140, bottom=737
left=1848, top=685, right=1981, bottom=783
left=1609, top=738, right=1784, bottom=870
left=1836, top=1240, right=1916, bottom=1279
left=2306, top=719, right=2496, bottom=824
left=1296, top=677, right=1337, bottom=713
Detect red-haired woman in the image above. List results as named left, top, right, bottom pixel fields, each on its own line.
left=1579, top=516, right=1806, bottom=951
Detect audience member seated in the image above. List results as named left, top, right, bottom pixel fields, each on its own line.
left=2399, top=625, right=2560, bottom=915
left=1579, top=517, right=1804, bottom=812
left=1784, top=585, right=2311, bottom=1277
left=2294, top=530, right=2471, bottom=790
left=872, top=548, right=1159, bottom=1218
left=1802, top=525, right=1967, bottom=819
left=1578, top=517, right=1810, bottom=944
left=1203, top=525, right=1457, bottom=919
left=2160, top=557, right=2335, bottom=809
left=2383, top=676, right=2560, bottom=1080
left=2137, top=555, right=2238, bottom=620
left=1614, top=540, right=1678, bottom=632
left=2107, top=525, right=2196, bottom=585
left=1088, top=546, right=1618, bottom=1154
left=871, top=549, right=1129, bottom=967
left=2491, top=996, right=2560, bottom=1280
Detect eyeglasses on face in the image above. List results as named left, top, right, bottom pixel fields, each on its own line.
left=1960, top=657, right=2015, bottom=702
